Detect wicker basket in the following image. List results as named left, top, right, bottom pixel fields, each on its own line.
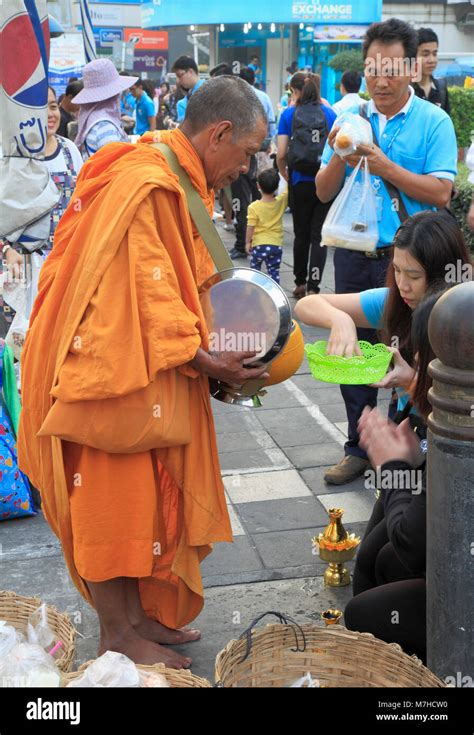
left=62, top=660, right=211, bottom=688
left=215, top=615, right=446, bottom=688
left=0, top=591, right=77, bottom=673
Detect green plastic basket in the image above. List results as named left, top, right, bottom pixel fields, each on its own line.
left=305, top=340, right=392, bottom=385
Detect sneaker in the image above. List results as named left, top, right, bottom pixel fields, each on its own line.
left=229, top=248, right=247, bottom=259
left=293, top=285, right=306, bottom=299
left=323, top=455, right=370, bottom=485
left=223, top=223, right=235, bottom=231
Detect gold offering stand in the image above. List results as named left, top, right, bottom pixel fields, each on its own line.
left=312, top=508, right=361, bottom=587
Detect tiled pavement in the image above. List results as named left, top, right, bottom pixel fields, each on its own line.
left=0, top=212, right=392, bottom=682
left=201, top=214, right=391, bottom=589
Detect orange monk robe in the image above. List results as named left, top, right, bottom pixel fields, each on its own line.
left=17, top=129, right=233, bottom=629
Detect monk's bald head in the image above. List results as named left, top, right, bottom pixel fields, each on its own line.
left=182, top=76, right=267, bottom=138
left=180, top=76, right=268, bottom=189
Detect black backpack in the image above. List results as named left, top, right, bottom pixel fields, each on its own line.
left=287, top=102, right=328, bottom=176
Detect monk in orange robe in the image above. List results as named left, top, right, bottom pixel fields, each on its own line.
left=18, top=76, right=268, bottom=668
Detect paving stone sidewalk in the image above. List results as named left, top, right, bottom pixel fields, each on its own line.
left=0, top=212, right=391, bottom=683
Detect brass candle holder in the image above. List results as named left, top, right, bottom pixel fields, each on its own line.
left=312, top=508, right=360, bottom=587
left=321, top=609, right=343, bottom=625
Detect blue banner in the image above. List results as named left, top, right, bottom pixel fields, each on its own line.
left=142, top=0, right=382, bottom=28
left=93, top=26, right=124, bottom=47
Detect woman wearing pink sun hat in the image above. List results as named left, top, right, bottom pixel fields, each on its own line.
left=72, top=58, right=138, bottom=159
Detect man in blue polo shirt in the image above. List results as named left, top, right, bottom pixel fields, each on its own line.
left=316, top=17, right=457, bottom=485
left=130, top=80, right=156, bottom=135
left=172, top=56, right=204, bottom=123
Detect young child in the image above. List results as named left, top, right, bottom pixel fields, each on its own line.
left=245, top=168, right=288, bottom=284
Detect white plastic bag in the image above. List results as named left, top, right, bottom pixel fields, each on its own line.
left=0, top=642, right=61, bottom=687
left=321, top=158, right=379, bottom=252
left=66, top=651, right=141, bottom=688
left=138, top=669, right=170, bottom=688
left=0, top=621, right=22, bottom=660
left=290, top=671, right=320, bottom=688
left=334, top=111, right=373, bottom=158
left=27, top=603, right=56, bottom=652
left=3, top=251, right=43, bottom=360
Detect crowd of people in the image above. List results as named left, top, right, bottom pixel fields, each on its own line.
left=1, top=17, right=473, bottom=672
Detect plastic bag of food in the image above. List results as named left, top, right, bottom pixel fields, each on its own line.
left=321, top=158, right=379, bottom=253
left=0, top=621, right=22, bottom=660
left=334, top=112, right=373, bottom=158
left=138, top=669, right=170, bottom=688
left=66, top=651, right=141, bottom=688
left=0, top=641, right=61, bottom=687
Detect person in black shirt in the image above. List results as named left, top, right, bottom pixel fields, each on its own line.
left=57, top=80, right=83, bottom=138
left=344, top=285, right=458, bottom=663
left=413, top=27, right=450, bottom=115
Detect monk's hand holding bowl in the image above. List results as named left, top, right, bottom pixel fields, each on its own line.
left=189, top=347, right=269, bottom=386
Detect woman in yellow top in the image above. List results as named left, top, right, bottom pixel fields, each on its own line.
left=245, top=168, right=288, bottom=284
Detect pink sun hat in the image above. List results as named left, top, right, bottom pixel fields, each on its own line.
left=72, top=59, right=138, bottom=104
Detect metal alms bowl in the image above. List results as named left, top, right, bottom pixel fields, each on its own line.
left=199, top=268, right=292, bottom=406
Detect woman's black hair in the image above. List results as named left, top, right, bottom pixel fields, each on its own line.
left=381, top=210, right=472, bottom=366
left=410, top=283, right=453, bottom=419
left=290, top=72, right=321, bottom=104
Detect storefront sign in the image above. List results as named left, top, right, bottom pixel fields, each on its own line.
left=133, top=50, right=168, bottom=75
left=124, top=28, right=168, bottom=49
left=313, top=24, right=368, bottom=42
left=141, top=0, right=381, bottom=27
left=73, top=3, right=141, bottom=28
left=48, top=33, right=85, bottom=96
left=93, top=27, right=124, bottom=48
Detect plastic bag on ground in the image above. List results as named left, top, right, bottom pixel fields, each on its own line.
left=333, top=111, right=373, bottom=158
left=321, top=158, right=379, bottom=252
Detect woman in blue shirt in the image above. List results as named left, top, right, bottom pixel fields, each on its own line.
left=295, top=210, right=472, bottom=414
left=277, top=73, right=337, bottom=298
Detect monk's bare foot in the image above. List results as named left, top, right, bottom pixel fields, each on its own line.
left=132, top=618, right=201, bottom=645
left=99, top=628, right=192, bottom=669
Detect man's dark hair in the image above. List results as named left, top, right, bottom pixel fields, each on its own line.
left=184, top=76, right=267, bottom=138
left=251, top=55, right=259, bottom=63
left=239, top=66, right=255, bottom=86
left=417, top=27, right=439, bottom=48
left=172, top=55, right=198, bottom=74
left=362, top=18, right=418, bottom=60
left=210, top=62, right=233, bottom=77
left=341, top=70, right=361, bottom=93
left=257, top=168, right=280, bottom=195
left=65, top=80, right=83, bottom=97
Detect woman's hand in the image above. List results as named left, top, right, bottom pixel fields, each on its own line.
left=370, top=347, right=416, bottom=390
left=358, top=407, right=425, bottom=468
left=326, top=312, right=362, bottom=357
left=4, top=247, right=23, bottom=282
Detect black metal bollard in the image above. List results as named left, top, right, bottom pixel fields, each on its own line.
left=426, top=281, right=474, bottom=685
